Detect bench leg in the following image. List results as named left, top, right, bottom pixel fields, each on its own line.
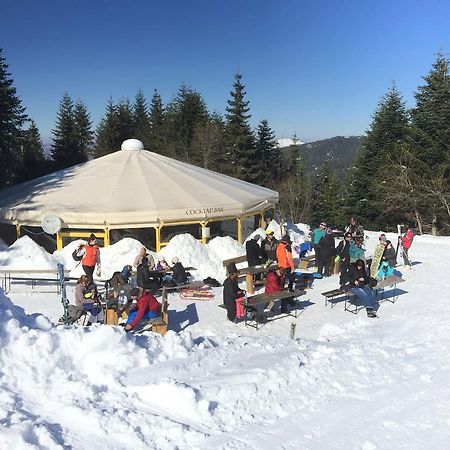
left=246, top=273, right=254, bottom=295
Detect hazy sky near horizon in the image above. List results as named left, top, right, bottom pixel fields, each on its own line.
left=1, top=0, right=449, bottom=142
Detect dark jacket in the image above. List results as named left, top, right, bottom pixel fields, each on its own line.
left=223, top=276, right=243, bottom=310
left=246, top=239, right=262, bottom=266
left=260, top=237, right=278, bottom=262
left=172, top=262, right=188, bottom=285
left=336, top=240, right=350, bottom=262
left=342, top=262, right=370, bottom=288
left=137, top=263, right=152, bottom=289
left=318, top=234, right=335, bottom=261
left=382, top=246, right=397, bottom=267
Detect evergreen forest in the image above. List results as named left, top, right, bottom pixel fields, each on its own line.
left=0, top=47, right=449, bottom=234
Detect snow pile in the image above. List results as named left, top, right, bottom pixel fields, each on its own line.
left=0, top=235, right=57, bottom=269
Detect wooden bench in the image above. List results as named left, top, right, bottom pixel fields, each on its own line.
left=321, top=288, right=354, bottom=308
left=323, top=275, right=406, bottom=314
left=241, top=289, right=306, bottom=329
left=222, top=255, right=247, bottom=267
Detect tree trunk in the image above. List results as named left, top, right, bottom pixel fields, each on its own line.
left=414, top=210, right=423, bottom=235
left=431, top=214, right=437, bottom=236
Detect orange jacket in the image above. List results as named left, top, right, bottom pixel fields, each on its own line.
left=276, top=241, right=294, bottom=270
left=82, top=244, right=100, bottom=267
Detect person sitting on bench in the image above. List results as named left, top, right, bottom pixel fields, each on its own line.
left=264, top=268, right=294, bottom=313
left=156, top=255, right=170, bottom=271
left=171, top=257, right=188, bottom=285
left=124, top=287, right=161, bottom=331
left=137, top=256, right=159, bottom=294
left=75, top=274, right=104, bottom=324
left=341, top=259, right=377, bottom=318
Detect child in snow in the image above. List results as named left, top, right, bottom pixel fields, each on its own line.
left=400, top=228, right=414, bottom=268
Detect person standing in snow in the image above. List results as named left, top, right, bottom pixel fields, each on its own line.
left=76, top=234, right=101, bottom=284
left=124, top=287, right=161, bottom=331
left=311, top=222, right=326, bottom=265
left=400, top=227, right=414, bottom=268
left=223, top=265, right=245, bottom=322
left=349, top=238, right=365, bottom=263
left=276, top=235, right=296, bottom=312
left=317, top=228, right=335, bottom=277
left=336, top=232, right=352, bottom=279
left=345, top=217, right=365, bottom=241
left=246, top=235, right=263, bottom=267
left=260, top=230, right=278, bottom=263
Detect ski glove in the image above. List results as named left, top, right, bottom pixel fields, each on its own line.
left=96, top=266, right=102, bottom=277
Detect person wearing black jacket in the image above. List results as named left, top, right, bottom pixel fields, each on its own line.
left=317, top=228, right=335, bottom=277
left=382, top=241, right=397, bottom=268
left=341, top=259, right=377, bottom=318
left=136, top=257, right=158, bottom=293
left=246, top=235, right=263, bottom=266
left=336, top=232, right=352, bottom=281
left=171, top=257, right=188, bottom=285
left=223, top=266, right=244, bottom=322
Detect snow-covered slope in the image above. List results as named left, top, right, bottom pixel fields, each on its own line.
left=2, top=229, right=450, bottom=449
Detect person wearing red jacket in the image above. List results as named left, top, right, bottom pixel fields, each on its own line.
left=76, top=233, right=101, bottom=284
left=264, top=268, right=289, bottom=313
left=124, top=288, right=161, bottom=331
left=400, top=228, right=414, bottom=268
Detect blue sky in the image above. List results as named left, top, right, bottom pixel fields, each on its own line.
left=1, top=0, right=449, bottom=142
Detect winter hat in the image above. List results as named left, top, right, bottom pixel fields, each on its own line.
left=265, top=229, right=274, bottom=235
left=172, top=256, right=179, bottom=264
left=130, top=287, right=140, bottom=297
left=282, top=234, right=291, bottom=243
left=89, top=233, right=97, bottom=240
left=157, top=255, right=166, bottom=261
left=253, top=234, right=262, bottom=241
left=226, top=263, right=238, bottom=275
left=379, top=234, right=387, bottom=241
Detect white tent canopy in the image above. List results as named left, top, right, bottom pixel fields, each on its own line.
left=0, top=143, right=278, bottom=230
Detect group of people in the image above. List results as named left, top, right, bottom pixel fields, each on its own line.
left=69, top=241, right=190, bottom=331
left=224, top=217, right=415, bottom=322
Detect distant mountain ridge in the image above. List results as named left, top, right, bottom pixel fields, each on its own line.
left=281, top=135, right=364, bottom=177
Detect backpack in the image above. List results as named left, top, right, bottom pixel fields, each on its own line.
left=72, top=246, right=83, bottom=261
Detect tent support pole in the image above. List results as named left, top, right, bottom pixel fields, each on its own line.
left=16, top=224, right=21, bottom=240
left=201, top=222, right=207, bottom=244
left=103, top=227, right=110, bottom=246
left=237, top=217, right=243, bottom=243
left=56, top=232, right=63, bottom=250
left=156, top=226, right=161, bottom=252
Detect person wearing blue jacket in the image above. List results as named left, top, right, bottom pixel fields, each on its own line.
left=311, top=222, right=326, bottom=265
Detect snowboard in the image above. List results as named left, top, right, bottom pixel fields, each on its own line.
left=370, top=243, right=385, bottom=278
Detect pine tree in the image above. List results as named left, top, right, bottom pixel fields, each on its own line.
left=51, top=92, right=86, bottom=169
left=95, top=98, right=120, bottom=157
left=311, top=161, right=342, bottom=226
left=411, top=53, right=450, bottom=171
left=225, top=73, right=257, bottom=182
left=346, top=85, right=410, bottom=228
left=116, top=99, right=135, bottom=145
left=256, top=120, right=281, bottom=186
left=0, top=48, right=28, bottom=187
left=19, top=120, right=47, bottom=181
left=133, top=89, right=150, bottom=146
left=73, top=100, right=93, bottom=159
left=165, top=84, right=209, bottom=161
left=148, top=89, right=166, bottom=154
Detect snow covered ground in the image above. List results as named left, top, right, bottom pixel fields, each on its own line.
left=1, top=226, right=450, bottom=449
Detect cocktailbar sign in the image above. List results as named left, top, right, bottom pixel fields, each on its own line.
left=185, top=207, right=225, bottom=216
